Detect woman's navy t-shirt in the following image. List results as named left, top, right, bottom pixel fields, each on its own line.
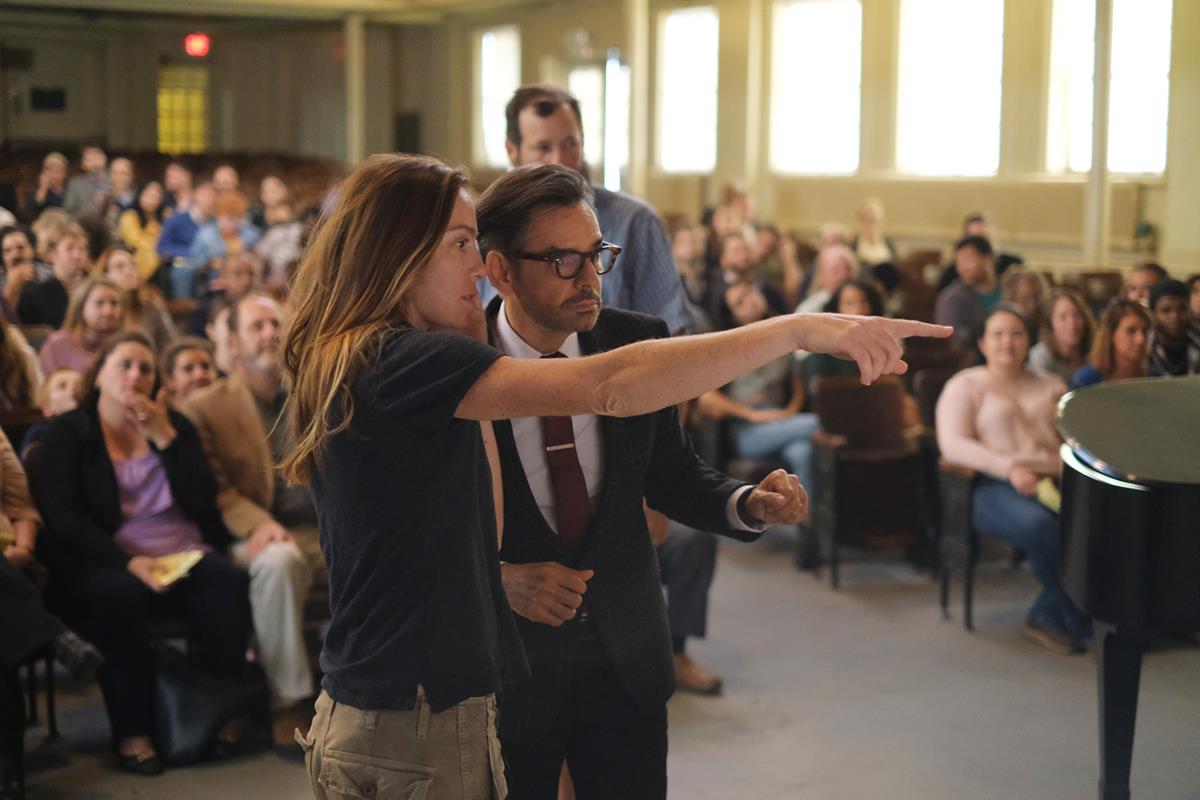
left=312, top=328, right=529, bottom=713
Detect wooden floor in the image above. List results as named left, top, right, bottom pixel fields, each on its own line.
left=20, top=527, right=1200, bottom=799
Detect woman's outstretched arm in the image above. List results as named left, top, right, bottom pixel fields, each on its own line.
left=455, top=313, right=952, bottom=421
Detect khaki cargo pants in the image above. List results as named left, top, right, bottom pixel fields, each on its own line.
left=299, top=690, right=507, bottom=800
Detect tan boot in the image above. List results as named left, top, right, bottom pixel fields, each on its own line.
left=273, top=705, right=311, bottom=750
left=674, top=652, right=723, bottom=696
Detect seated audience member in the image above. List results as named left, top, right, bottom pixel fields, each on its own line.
left=671, top=218, right=714, bottom=333
left=754, top=223, right=785, bottom=292
left=104, top=157, right=137, bottom=230
left=189, top=251, right=260, bottom=337
left=157, top=180, right=215, bottom=299
left=39, top=276, right=124, bottom=375
left=36, top=331, right=251, bottom=774
left=162, top=160, right=193, bottom=215
left=1028, top=288, right=1094, bottom=383
left=1002, top=269, right=1047, bottom=342
left=23, top=152, right=67, bottom=222
left=1, top=425, right=103, bottom=715
left=212, top=164, right=240, bottom=196
left=937, top=212, right=1024, bottom=290
left=1146, top=278, right=1199, bottom=377
left=851, top=197, right=897, bottom=268
left=249, top=176, right=289, bottom=231
left=779, top=230, right=814, bottom=308
left=30, top=208, right=71, bottom=267
left=182, top=293, right=321, bottom=746
left=252, top=188, right=303, bottom=289
left=700, top=283, right=816, bottom=490
left=63, top=145, right=111, bottom=219
left=186, top=191, right=261, bottom=299
left=936, top=306, right=1091, bottom=654
left=0, top=313, right=41, bottom=411
left=795, top=243, right=857, bottom=314
left=1, top=225, right=39, bottom=323
left=203, top=300, right=235, bottom=375
left=1187, top=274, right=1200, bottom=321
left=935, top=235, right=1002, bottom=354
left=705, top=232, right=786, bottom=329
left=99, top=245, right=176, bottom=352
left=21, top=367, right=83, bottom=453
left=19, top=220, right=90, bottom=328
left=1124, top=261, right=1167, bottom=306
left=1070, top=298, right=1152, bottom=389
left=117, top=182, right=166, bottom=282
left=160, top=337, right=216, bottom=409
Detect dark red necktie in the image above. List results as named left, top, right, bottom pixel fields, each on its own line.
left=540, top=352, right=591, bottom=551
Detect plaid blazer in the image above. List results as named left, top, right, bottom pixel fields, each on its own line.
left=487, top=299, right=757, bottom=743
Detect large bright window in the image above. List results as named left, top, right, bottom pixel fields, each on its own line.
left=1046, top=0, right=1173, bottom=174
left=895, top=0, right=1003, bottom=176
left=658, top=6, right=719, bottom=173
left=477, top=25, right=521, bottom=168
left=568, top=65, right=605, bottom=169
left=770, top=0, right=861, bottom=175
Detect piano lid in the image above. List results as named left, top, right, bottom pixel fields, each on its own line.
left=1057, top=375, right=1200, bottom=487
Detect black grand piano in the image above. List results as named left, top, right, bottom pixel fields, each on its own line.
left=1058, top=376, right=1200, bottom=800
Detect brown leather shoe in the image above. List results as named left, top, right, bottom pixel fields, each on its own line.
left=674, top=652, right=723, bottom=696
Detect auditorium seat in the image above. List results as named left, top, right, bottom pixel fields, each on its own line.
left=809, top=376, right=925, bottom=589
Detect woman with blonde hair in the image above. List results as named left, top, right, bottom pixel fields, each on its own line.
left=283, top=153, right=948, bottom=799
left=38, top=275, right=125, bottom=375
left=850, top=197, right=897, bottom=268
left=1069, top=298, right=1152, bottom=389
left=98, top=245, right=176, bottom=352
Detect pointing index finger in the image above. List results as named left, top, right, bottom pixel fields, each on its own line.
left=881, top=319, right=954, bottom=339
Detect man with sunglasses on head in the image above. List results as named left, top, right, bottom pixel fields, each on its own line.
left=485, top=84, right=691, bottom=336
left=477, top=164, right=808, bottom=799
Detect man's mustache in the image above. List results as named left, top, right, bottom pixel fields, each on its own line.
left=564, top=289, right=601, bottom=306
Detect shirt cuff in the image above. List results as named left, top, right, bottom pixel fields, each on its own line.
left=726, top=485, right=767, bottom=532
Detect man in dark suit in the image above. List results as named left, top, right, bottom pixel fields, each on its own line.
left=476, top=164, right=808, bottom=799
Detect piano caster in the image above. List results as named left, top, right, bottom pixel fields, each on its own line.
left=1096, top=623, right=1146, bottom=800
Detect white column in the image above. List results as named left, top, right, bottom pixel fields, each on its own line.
left=344, top=13, right=367, bottom=165
left=625, top=0, right=650, bottom=198
left=1082, top=0, right=1112, bottom=266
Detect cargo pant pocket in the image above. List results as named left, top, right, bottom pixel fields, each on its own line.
left=318, top=749, right=436, bottom=800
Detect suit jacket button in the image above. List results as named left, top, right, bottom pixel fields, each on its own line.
left=360, top=782, right=377, bottom=799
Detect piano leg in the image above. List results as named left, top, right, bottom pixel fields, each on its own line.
left=1096, top=622, right=1145, bottom=800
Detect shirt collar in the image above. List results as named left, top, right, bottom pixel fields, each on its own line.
left=495, top=300, right=581, bottom=360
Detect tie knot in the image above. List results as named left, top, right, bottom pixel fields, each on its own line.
left=541, top=352, right=567, bottom=359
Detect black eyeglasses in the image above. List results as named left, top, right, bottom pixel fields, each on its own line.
left=512, top=242, right=622, bottom=280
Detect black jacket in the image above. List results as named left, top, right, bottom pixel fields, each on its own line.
left=34, top=404, right=232, bottom=577
left=487, top=298, right=758, bottom=742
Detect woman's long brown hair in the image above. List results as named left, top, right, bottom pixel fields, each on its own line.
left=281, top=154, right=468, bottom=484
left=1089, top=298, right=1151, bottom=378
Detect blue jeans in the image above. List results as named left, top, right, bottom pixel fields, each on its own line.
left=732, top=412, right=819, bottom=491
left=971, top=476, right=1091, bottom=640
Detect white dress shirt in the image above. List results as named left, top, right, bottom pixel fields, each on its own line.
left=494, top=301, right=764, bottom=536
left=495, top=302, right=605, bottom=533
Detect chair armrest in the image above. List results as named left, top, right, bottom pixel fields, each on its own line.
left=938, top=459, right=977, bottom=480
